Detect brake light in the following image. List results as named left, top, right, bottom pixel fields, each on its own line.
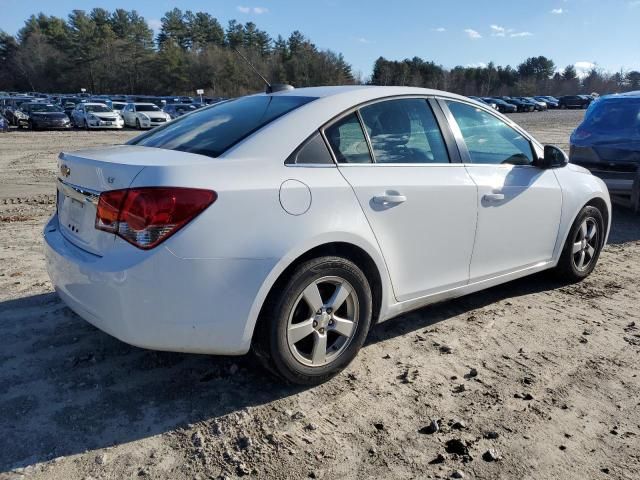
left=95, top=187, right=216, bottom=249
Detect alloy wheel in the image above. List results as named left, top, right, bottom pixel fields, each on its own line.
left=572, top=217, right=599, bottom=271
left=286, top=276, right=359, bottom=367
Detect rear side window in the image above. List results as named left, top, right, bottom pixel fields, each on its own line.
left=286, top=133, right=334, bottom=165
left=446, top=101, right=534, bottom=165
left=129, top=95, right=316, bottom=158
left=359, top=98, right=449, bottom=164
left=324, top=113, right=373, bottom=164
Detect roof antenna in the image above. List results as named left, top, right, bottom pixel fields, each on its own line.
left=232, top=47, right=294, bottom=94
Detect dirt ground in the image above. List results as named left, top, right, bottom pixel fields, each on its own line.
left=1, top=111, right=639, bottom=480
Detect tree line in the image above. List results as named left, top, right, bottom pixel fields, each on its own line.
left=0, top=8, right=354, bottom=96
left=371, top=56, right=640, bottom=96
left=1, top=9, right=639, bottom=97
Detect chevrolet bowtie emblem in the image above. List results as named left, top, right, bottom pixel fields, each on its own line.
left=60, top=164, right=71, bottom=178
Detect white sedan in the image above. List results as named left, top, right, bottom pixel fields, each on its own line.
left=44, top=86, right=611, bottom=384
left=121, top=102, right=171, bottom=129
left=71, top=102, right=124, bottom=129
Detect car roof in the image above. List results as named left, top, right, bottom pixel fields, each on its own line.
left=133, top=102, right=157, bottom=105
left=260, top=85, right=471, bottom=102
left=83, top=102, right=109, bottom=106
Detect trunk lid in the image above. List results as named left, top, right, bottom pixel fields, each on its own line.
left=55, top=145, right=211, bottom=256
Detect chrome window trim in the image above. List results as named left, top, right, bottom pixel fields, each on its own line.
left=320, top=94, right=457, bottom=167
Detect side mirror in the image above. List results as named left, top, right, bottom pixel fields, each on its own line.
left=536, top=145, right=569, bottom=169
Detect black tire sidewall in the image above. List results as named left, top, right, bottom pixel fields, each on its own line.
left=267, top=257, right=372, bottom=384
left=558, top=206, right=605, bottom=280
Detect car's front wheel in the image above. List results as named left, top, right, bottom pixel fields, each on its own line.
left=555, top=205, right=605, bottom=281
left=254, top=256, right=373, bottom=385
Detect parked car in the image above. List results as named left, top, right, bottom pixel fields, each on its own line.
left=522, top=97, right=548, bottom=111
left=71, top=102, right=124, bottom=129
left=497, top=97, right=534, bottom=112
left=535, top=96, right=559, bottom=109
left=44, top=86, right=611, bottom=385
left=570, top=93, right=640, bottom=210
left=111, top=101, right=127, bottom=113
left=121, top=102, right=171, bottom=128
left=2, top=97, right=33, bottom=125
left=163, top=103, right=198, bottom=119
left=559, top=95, right=593, bottom=109
left=19, top=102, right=71, bottom=130
left=483, top=97, right=517, bottom=114
left=468, top=96, right=497, bottom=110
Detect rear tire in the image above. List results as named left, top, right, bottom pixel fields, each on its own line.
left=253, top=256, right=373, bottom=385
left=554, top=205, right=605, bottom=282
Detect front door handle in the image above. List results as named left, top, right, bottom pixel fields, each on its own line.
left=373, top=193, right=407, bottom=205
left=483, top=193, right=505, bottom=202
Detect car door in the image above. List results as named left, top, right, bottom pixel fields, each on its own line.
left=324, top=97, right=478, bottom=302
left=440, top=99, right=562, bottom=282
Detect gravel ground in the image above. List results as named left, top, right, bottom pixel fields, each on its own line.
left=1, top=110, right=639, bottom=480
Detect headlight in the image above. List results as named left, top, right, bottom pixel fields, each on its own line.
left=88, top=114, right=97, bottom=121
left=139, top=113, right=150, bottom=121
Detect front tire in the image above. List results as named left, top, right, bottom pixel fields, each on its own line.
left=254, top=256, right=373, bottom=385
left=135, top=118, right=141, bottom=130
left=555, top=205, right=605, bottom=282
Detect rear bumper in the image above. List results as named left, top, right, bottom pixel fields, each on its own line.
left=43, top=214, right=275, bottom=355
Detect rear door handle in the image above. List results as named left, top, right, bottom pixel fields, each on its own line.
left=373, top=193, right=407, bottom=205
left=483, top=193, right=505, bottom=202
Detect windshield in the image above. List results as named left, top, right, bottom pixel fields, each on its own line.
left=85, top=105, right=111, bottom=113
left=174, top=104, right=196, bottom=111
left=129, top=95, right=316, bottom=158
left=112, top=103, right=125, bottom=111
left=136, top=104, right=161, bottom=112
left=29, top=104, right=62, bottom=113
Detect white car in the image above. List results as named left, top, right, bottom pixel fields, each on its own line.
left=121, top=102, right=171, bottom=129
left=44, top=86, right=611, bottom=384
left=71, top=102, right=124, bottom=129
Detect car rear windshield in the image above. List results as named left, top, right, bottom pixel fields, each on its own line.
left=129, top=95, right=316, bottom=158
left=582, top=98, right=640, bottom=132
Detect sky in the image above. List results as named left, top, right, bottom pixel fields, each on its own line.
left=1, top=0, right=639, bottom=78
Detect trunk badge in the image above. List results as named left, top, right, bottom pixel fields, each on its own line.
left=60, top=164, right=71, bottom=177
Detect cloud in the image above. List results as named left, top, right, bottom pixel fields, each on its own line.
left=237, top=6, right=268, bottom=14
left=464, top=29, right=482, bottom=39
left=490, top=25, right=507, bottom=37
left=510, top=31, right=533, bottom=37
left=466, top=62, right=487, bottom=68
left=575, top=61, right=596, bottom=77
left=433, top=27, right=446, bottom=32
left=551, top=8, right=565, bottom=14
left=356, top=37, right=371, bottom=44
left=490, top=25, right=532, bottom=38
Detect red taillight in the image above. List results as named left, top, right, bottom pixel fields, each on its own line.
left=95, top=187, right=216, bottom=249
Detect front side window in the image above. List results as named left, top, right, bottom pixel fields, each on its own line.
left=446, top=101, right=534, bottom=165
left=129, top=95, right=316, bottom=158
left=359, top=98, right=449, bottom=164
left=324, top=113, right=372, bottom=164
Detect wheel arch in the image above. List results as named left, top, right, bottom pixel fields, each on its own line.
left=244, top=239, right=390, bottom=350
